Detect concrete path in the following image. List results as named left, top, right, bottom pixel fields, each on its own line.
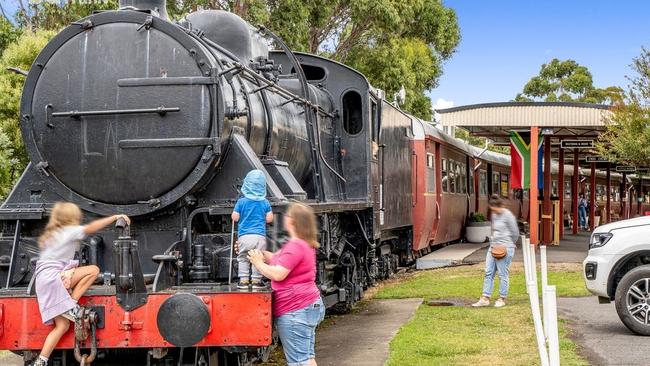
left=0, top=351, right=21, bottom=366
left=316, top=298, right=422, bottom=366
left=558, top=297, right=649, bottom=365
left=465, top=231, right=591, bottom=264
left=416, top=242, right=488, bottom=269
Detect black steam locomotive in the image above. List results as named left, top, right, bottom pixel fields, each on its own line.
left=0, top=1, right=413, bottom=364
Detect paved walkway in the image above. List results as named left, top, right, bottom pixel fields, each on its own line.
left=416, top=242, right=489, bottom=269
left=464, top=231, right=591, bottom=264
left=316, top=298, right=422, bottom=366
left=558, top=297, right=648, bottom=365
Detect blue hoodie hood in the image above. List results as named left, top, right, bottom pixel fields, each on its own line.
left=241, top=170, right=267, bottom=201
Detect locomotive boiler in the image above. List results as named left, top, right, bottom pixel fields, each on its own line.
left=0, top=0, right=416, bottom=364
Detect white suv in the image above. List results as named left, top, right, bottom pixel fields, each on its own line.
left=584, top=216, right=650, bottom=335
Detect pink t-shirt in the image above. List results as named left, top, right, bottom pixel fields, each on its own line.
left=270, top=238, right=321, bottom=317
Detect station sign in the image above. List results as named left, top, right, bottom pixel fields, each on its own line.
left=561, top=140, right=594, bottom=149
left=615, top=166, right=636, bottom=173
left=585, top=156, right=608, bottom=163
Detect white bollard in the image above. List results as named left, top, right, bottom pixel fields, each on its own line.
left=529, top=243, right=538, bottom=287
left=545, top=285, right=561, bottom=366
left=528, top=280, right=550, bottom=366
left=522, top=236, right=530, bottom=292
left=540, top=245, right=549, bottom=339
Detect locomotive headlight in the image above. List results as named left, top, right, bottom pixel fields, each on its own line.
left=589, top=232, right=613, bottom=249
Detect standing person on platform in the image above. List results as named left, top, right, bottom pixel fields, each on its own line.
left=472, top=195, right=519, bottom=308
left=578, top=193, right=588, bottom=230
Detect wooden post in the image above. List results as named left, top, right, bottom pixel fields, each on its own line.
left=606, top=163, right=611, bottom=223
left=590, top=163, right=596, bottom=231
left=572, top=150, right=579, bottom=234
left=542, top=136, right=552, bottom=244
left=530, top=127, right=539, bottom=245
left=558, top=145, right=564, bottom=238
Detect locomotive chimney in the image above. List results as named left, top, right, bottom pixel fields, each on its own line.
left=119, top=0, right=169, bottom=20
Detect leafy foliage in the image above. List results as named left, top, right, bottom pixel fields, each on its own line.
left=515, top=58, right=621, bottom=104
left=597, top=48, right=650, bottom=167
left=454, top=128, right=509, bottom=154
left=467, top=212, right=486, bottom=222
left=0, top=17, right=22, bottom=55
left=0, top=30, right=55, bottom=198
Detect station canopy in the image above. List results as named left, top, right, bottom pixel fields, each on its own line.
left=436, top=102, right=612, bottom=145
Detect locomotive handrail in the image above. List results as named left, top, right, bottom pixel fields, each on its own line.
left=51, top=106, right=180, bottom=118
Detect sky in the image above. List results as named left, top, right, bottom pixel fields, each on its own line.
left=430, top=0, right=650, bottom=109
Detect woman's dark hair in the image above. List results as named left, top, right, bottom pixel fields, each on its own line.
left=488, top=194, right=504, bottom=208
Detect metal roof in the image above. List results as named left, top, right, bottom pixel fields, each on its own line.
left=436, top=102, right=613, bottom=144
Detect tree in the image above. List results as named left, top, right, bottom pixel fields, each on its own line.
left=597, top=48, right=650, bottom=167
left=0, top=17, right=21, bottom=55
left=515, top=58, right=621, bottom=104
left=0, top=30, right=55, bottom=198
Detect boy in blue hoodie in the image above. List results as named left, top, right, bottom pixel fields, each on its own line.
left=232, top=170, right=273, bottom=289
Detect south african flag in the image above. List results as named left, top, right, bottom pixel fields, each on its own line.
left=510, top=131, right=543, bottom=189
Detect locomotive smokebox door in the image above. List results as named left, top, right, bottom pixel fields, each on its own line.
left=157, top=293, right=211, bottom=347
left=20, top=10, right=222, bottom=216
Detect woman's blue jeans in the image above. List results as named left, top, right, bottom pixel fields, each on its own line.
left=482, top=247, right=515, bottom=299
left=579, top=206, right=587, bottom=227
left=275, top=297, right=325, bottom=366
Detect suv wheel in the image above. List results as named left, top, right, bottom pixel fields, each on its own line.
left=615, top=265, right=650, bottom=335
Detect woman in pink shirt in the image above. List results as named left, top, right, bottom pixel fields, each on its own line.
left=248, top=203, right=324, bottom=366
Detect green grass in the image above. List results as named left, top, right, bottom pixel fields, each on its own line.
left=378, top=263, right=590, bottom=366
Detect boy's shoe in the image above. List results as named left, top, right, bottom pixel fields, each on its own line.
left=237, top=280, right=250, bottom=289
left=251, top=280, right=266, bottom=290
left=471, top=297, right=490, bottom=307
left=61, top=305, right=80, bottom=322
left=32, top=358, right=47, bottom=366
left=494, top=298, right=506, bottom=308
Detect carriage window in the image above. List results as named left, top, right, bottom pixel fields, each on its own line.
left=456, top=163, right=467, bottom=193
left=449, top=161, right=457, bottom=193
left=371, top=100, right=378, bottom=142
left=480, top=170, right=487, bottom=195
left=469, top=166, right=474, bottom=195
left=426, top=153, right=435, bottom=193
left=500, top=173, right=509, bottom=198
left=441, top=158, right=448, bottom=193
left=460, top=163, right=467, bottom=194
left=564, top=181, right=572, bottom=199
left=342, top=91, right=363, bottom=135
left=492, top=172, right=500, bottom=196
left=596, top=185, right=604, bottom=201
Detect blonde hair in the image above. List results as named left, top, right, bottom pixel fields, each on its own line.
left=287, top=203, right=320, bottom=249
left=39, top=202, right=83, bottom=248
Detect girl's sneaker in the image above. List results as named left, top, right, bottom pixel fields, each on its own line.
left=237, top=280, right=250, bottom=289
left=251, top=280, right=266, bottom=290
left=61, top=305, right=80, bottom=322
left=494, top=298, right=506, bottom=308
left=32, top=358, right=47, bottom=366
